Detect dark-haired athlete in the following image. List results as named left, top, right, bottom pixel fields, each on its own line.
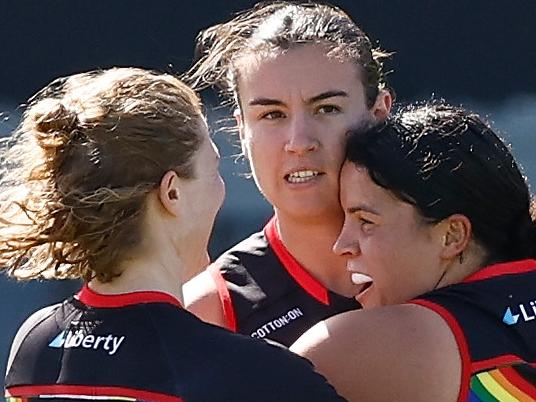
left=184, top=0, right=392, bottom=346
left=292, top=103, right=536, bottom=401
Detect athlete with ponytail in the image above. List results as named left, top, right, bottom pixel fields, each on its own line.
left=2, top=67, right=346, bottom=402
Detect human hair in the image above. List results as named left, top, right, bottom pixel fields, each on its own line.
left=345, top=102, right=536, bottom=265
left=0, top=68, right=203, bottom=282
left=184, top=1, right=391, bottom=109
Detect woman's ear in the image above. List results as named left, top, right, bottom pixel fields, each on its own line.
left=158, top=170, right=181, bottom=217
left=234, top=108, right=249, bottom=160
left=439, top=214, right=472, bottom=261
left=371, top=89, right=393, bottom=121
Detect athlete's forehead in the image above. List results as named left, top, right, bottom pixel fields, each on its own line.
left=235, top=44, right=365, bottom=106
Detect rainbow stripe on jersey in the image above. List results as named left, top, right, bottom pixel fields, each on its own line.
left=469, top=364, right=536, bottom=401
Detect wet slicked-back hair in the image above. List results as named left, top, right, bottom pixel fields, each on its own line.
left=345, top=102, right=536, bottom=265
left=184, top=1, right=391, bottom=108
left=0, top=68, right=203, bottom=282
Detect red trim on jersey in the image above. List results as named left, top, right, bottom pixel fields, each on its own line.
left=77, top=285, right=182, bottom=308
left=462, top=259, right=536, bottom=283
left=208, top=263, right=238, bottom=332
left=500, top=366, right=536, bottom=396
left=472, top=354, right=533, bottom=372
left=265, top=216, right=330, bottom=305
left=5, top=384, right=184, bottom=401
left=410, top=299, right=472, bottom=402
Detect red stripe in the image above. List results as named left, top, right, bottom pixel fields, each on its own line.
left=208, top=263, right=237, bottom=332
left=77, top=285, right=182, bottom=308
left=500, top=366, right=536, bottom=396
left=462, top=259, right=536, bottom=283
left=5, top=384, right=184, bottom=401
left=472, top=354, right=533, bottom=372
left=410, top=299, right=472, bottom=402
left=265, top=216, right=329, bottom=305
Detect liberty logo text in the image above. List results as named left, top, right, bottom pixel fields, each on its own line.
left=48, top=330, right=125, bottom=355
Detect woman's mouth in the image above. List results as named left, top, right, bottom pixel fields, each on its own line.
left=350, top=273, right=373, bottom=301
left=285, top=170, right=323, bottom=183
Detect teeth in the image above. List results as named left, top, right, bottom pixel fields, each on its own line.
left=287, top=170, right=319, bottom=183
left=351, top=273, right=373, bottom=286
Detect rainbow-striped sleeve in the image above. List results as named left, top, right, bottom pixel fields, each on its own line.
left=468, top=364, right=536, bottom=401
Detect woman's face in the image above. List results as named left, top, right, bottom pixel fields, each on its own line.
left=189, top=122, right=225, bottom=220
left=334, top=162, right=447, bottom=308
left=235, top=44, right=383, bottom=222
left=178, top=121, right=225, bottom=275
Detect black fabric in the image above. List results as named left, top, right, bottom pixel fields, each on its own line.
left=5, top=295, right=347, bottom=402
left=515, top=363, right=536, bottom=385
left=217, top=229, right=360, bottom=346
left=417, top=262, right=536, bottom=373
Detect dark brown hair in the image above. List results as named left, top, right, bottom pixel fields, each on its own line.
left=184, top=1, right=392, bottom=108
left=346, top=102, right=536, bottom=265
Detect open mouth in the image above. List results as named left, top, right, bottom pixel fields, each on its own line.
left=359, top=281, right=373, bottom=294
left=350, top=272, right=373, bottom=299
left=285, top=170, right=323, bottom=183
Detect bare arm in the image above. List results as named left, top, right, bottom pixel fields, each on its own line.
left=291, top=304, right=462, bottom=402
left=183, top=269, right=227, bottom=328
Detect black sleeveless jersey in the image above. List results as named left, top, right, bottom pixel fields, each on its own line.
left=208, top=216, right=360, bottom=346
left=5, top=286, right=347, bottom=402
left=411, top=259, right=536, bottom=402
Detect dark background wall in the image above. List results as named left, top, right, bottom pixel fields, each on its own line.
left=1, top=0, right=535, bottom=386
left=1, top=1, right=535, bottom=103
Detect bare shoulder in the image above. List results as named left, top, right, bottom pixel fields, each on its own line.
left=291, top=304, right=462, bottom=402
left=183, top=268, right=226, bottom=327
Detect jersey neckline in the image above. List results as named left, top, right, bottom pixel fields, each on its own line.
left=265, top=216, right=330, bottom=305
left=462, top=259, right=536, bottom=283
left=77, top=284, right=183, bottom=308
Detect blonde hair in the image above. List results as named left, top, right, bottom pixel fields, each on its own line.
left=0, top=68, right=203, bottom=282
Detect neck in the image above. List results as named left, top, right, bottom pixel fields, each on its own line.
left=274, top=209, right=360, bottom=297
left=437, top=243, right=487, bottom=290
left=89, top=245, right=186, bottom=305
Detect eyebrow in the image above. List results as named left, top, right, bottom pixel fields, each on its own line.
left=346, top=205, right=380, bottom=215
left=248, top=90, right=349, bottom=107
left=308, top=90, right=348, bottom=104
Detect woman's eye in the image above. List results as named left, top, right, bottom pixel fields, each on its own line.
left=359, top=218, right=373, bottom=226
left=356, top=215, right=376, bottom=231
left=316, top=105, right=341, bottom=114
left=261, top=110, right=285, bottom=120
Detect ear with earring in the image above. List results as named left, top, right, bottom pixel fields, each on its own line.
left=441, top=215, right=471, bottom=263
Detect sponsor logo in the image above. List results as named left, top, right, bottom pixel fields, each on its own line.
left=503, top=300, right=536, bottom=326
left=251, top=307, right=304, bottom=338
left=48, top=329, right=125, bottom=355
left=502, top=307, right=519, bottom=325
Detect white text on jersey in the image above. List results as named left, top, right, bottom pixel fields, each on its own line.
left=48, top=329, right=125, bottom=355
